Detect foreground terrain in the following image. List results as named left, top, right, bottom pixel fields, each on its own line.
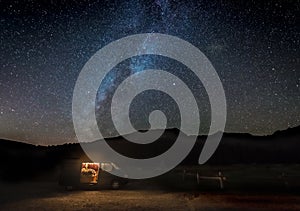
left=1, top=180, right=300, bottom=211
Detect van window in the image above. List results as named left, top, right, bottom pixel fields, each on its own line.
left=101, top=163, right=113, bottom=172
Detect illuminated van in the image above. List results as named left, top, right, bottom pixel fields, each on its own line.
left=59, top=159, right=128, bottom=190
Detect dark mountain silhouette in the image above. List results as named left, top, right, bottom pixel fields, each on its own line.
left=0, top=126, right=299, bottom=181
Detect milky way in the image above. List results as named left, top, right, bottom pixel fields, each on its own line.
left=0, top=0, right=299, bottom=145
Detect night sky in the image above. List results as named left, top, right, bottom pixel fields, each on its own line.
left=0, top=0, right=299, bottom=145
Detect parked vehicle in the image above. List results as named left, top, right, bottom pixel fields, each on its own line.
left=59, top=159, right=128, bottom=190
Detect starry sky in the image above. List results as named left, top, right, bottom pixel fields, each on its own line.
left=0, top=0, right=299, bottom=145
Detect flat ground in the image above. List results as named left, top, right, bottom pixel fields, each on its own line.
left=1, top=180, right=300, bottom=211
left=1, top=165, right=300, bottom=210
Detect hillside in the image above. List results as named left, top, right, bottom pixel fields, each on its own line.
left=0, top=126, right=299, bottom=181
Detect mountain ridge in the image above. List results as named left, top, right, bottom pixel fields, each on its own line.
left=0, top=125, right=299, bottom=147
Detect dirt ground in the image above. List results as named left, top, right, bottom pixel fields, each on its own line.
left=1, top=181, right=300, bottom=211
